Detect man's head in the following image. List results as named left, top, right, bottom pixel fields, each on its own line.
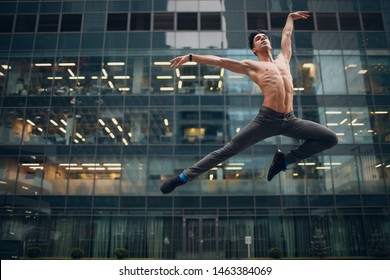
left=248, top=30, right=271, bottom=57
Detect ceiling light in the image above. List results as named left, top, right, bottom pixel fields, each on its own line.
left=50, top=120, right=58, bottom=126
left=69, top=76, right=85, bottom=79
left=154, top=62, right=171, bottom=66
left=27, top=119, right=35, bottom=126
left=111, top=118, right=118, bottom=125
left=303, top=63, right=313, bottom=68
left=160, top=87, right=174, bottom=91
left=35, top=63, right=52, bottom=67
left=59, top=62, right=75, bottom=66
left=113, top=75, right=130, bottom=79
left=204, top=75, right=220, bottom=79
left=108, top=81, right=114, bottom=89
left=66, top=167, right=83, bottom=170
left=157, top=76, right=173, bottom=80
left=82, top=163, right=100, bottom=166
left=180, top=75, right=196, bottom=79
left=358, top=69, right=368, bottom=74
left=107, top=62, right=125, bottom=66
left=339, top=118, right=348, bottom=125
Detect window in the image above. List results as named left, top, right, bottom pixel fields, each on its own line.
left=294, top=15, right=314, bottom=30
left=247, top=13, right=268, bottom=30
left=316, top=13, right=338, bottom=30
left=201, top=13, right=221, bottom=30
left=0, top=15, right=14, bottom=32
left=153, top=13, right=174, bottom=30
left=38, top=15, right=59, bottom=32
left=15, top=15, right=36, bottom=32
left=361, top=13, right=384, bottom=31
left=339, top=13, right=361, bottom=31
left=270, top=12, right=288, bottom=30
left=61, top=14, right=82, bottom=32
left=107, top=13, right=128, bottom=31
left=130, top=13, right=151, bottom=30
left=177, top=13, right=197, bottom=30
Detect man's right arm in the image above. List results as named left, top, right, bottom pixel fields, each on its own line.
left=170, top=54, right=255, bottom=76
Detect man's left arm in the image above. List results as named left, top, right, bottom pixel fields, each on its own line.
left=280, top=11, right=310, bottom=62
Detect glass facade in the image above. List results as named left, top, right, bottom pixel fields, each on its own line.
left=0, top=0, right=389, bottom=259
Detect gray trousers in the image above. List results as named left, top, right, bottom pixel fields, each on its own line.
left=183, top=106, right=338, bottom=180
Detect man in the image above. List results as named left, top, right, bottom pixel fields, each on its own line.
left=160, top=11, right=338, bottom=194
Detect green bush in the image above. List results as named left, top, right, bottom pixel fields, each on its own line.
left=70, top=248, right=85, bottom=259
left=268, top=247, right=282, bottom=259
left=114, top=248, right=128, bottom=259
left=27, top=246, right=42, bottom=258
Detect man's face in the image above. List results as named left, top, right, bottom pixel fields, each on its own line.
left=253, top=33, right=272, bottom=52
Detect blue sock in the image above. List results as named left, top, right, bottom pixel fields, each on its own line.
left=179, top=173, right=189, bottom=183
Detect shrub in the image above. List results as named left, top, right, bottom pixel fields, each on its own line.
left=311, top=229, right=329, bottom=258
left=71, top=248, right=85, bottom=259
left=114, top=248, right=128, bottom=259
left=27, top=246, right=42, bottom=258
left=368, top=231, right=389, bottom=259
left=268, top=247, right=282, bottom=259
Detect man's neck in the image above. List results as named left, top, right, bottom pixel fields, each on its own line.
left=258, top=50, right=274, bottom=62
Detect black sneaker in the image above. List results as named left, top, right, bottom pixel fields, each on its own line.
left=267, top=149, right=287, bottom=181
left=160, top=176, right=187, bottom=194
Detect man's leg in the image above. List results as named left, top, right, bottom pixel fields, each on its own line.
left=267, top=117, right=337, bottom=181
left=282, top=117, right=338, bottom=163
left=161, top=111, right=279, bottom=194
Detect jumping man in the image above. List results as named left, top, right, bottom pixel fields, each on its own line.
left=160, top=11, right=338, bottom=194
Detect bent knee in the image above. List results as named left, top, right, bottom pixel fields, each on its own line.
left=324, top=132, right=338, bottom=148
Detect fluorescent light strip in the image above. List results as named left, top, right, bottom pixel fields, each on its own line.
left=156, top=76, right=173, bottom=80
left=113, top=76, right=130, bottom=79
left=160, top=87, right=174, bottom=91
left=107, top=62, right=125, bottom=66
left=59, top=62, right=76, bottom=66
left=203, top=75, right=220, bottom=79
left=180, top=76, right=196, bottom=79
left=35, top=63, right=52, bottom=67
left=154, top=61, right=171, bottom=66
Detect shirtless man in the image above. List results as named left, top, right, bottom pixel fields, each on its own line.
left=160, top=11, right=338, bottom=194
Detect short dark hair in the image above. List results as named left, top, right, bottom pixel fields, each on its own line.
left=248, top=30, right=269, bottom=55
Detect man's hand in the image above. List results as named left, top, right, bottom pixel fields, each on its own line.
left=288, top=11, right=310, bottom=21
left=169, top=55, right=190, bottom=68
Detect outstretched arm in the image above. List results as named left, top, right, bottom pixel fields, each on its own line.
left=170, top=53, right=256, bottom=76
left=281, top=11, right=310, bottom=62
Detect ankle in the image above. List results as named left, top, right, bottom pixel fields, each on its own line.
left=179, top=173, right=189, bottom=183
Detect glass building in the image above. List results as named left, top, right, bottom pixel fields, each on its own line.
left=1, top=0, right=390, bottom=259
